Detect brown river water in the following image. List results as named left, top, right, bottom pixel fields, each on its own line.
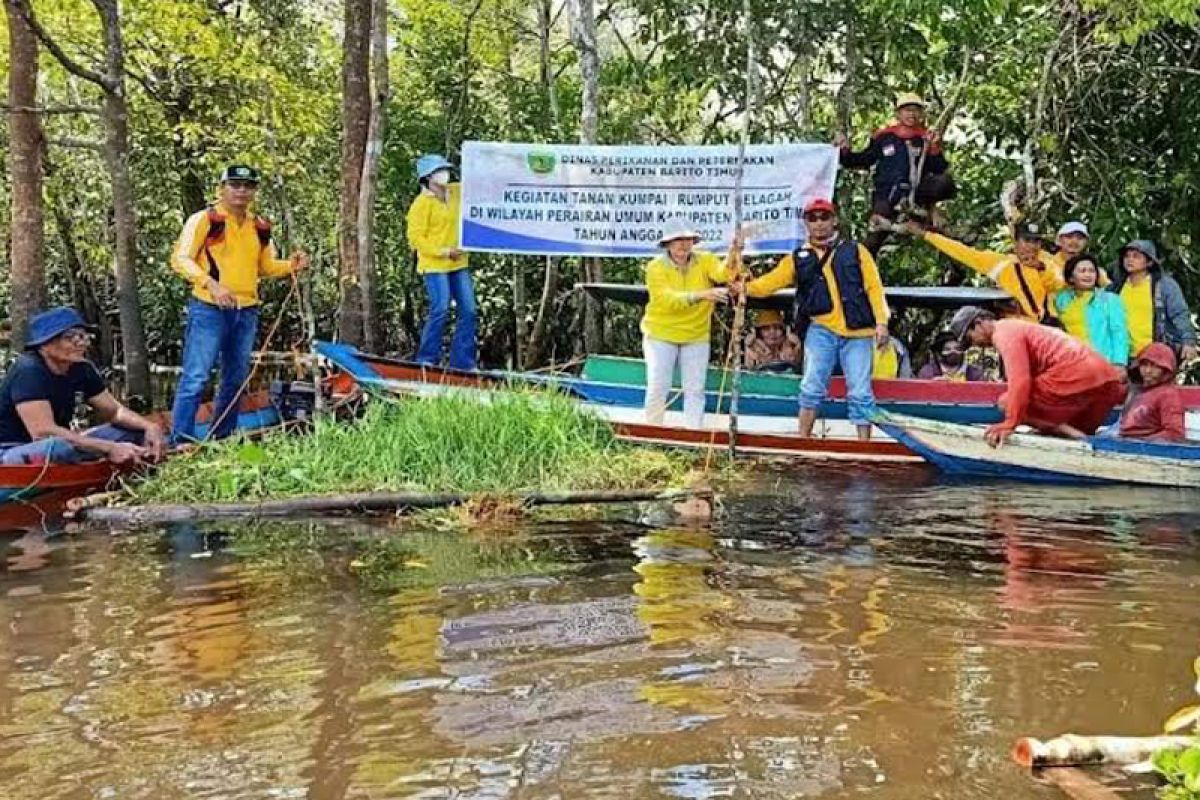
left=1, top=464, right=1198, bottom=799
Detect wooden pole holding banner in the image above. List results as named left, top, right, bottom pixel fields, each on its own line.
left=727, top=0, right=758, bottom=458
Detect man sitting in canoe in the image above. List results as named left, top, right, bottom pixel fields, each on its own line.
left=739, top=199, right=890, bottom=440
left=1118, top=343, right=1186, bottom=442
left=743, top=310, right=802, bottom=372
left=949, top=306, right=1125, bottom=448
left=0, top=307, right=165, bottom=465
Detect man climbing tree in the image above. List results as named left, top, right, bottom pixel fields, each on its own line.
left=835, top=93, right=957, bottom=255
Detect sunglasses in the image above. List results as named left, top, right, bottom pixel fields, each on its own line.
left=804, top=212, right=834, bottom=222
left=60, top=328, right=93, bottom=343
left=225, top=180, right=259, bottom=190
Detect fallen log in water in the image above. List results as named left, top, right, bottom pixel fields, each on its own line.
left=1013, top=733, right=1193, bottom=767
left=70, top=487, right=713, bottom=525
left=1041, top=767, right=1123, bottom=800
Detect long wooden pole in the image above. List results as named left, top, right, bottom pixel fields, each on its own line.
left=727, top=0, right=757, bottom=458
left=71, top=487, right=713, bottom=525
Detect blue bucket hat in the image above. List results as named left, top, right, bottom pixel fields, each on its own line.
left=25, top=307, right=96, bottom=349
left=416, top=154, right=454, bottom=181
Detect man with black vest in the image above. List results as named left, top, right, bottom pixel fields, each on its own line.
left=740, top=199, right=891, bottom=440
left=170, top=165, right=309, bottom=442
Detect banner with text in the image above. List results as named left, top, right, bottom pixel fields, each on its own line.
left=460, top=141, right=838, bottom=257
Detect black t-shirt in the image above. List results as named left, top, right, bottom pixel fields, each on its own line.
left=0, top=353, right=107, bottom=444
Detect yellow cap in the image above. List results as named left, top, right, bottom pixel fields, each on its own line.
left=895, top=92, right=926, bottom=110
left=753, top=309, right=785, bottom=328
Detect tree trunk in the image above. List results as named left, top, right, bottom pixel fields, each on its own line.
left=5, top=0, right=46, bottom=351
left=570, top=0, right=603, bottom=354
left=97, top=1, right=150, bottom=403
left=513, top=259, right=527, bottom=368
left=16, top=0, right=148, bottom=399
left=356, top=0, right=388, bottom=353
left=538, top=0, right=560, bottom=123
left=526, top=256, right=559, bottom=367
left=337, top=0, right=372, bottom=346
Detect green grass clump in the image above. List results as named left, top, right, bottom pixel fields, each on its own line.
left=129, top=391, right=689, bottom=504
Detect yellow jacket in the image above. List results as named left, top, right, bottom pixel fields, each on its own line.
left=172, top=203, right=295, bottom=308
left=923, top=232, right=1052, bottom=322
left=640, top=251, right=731, bottom=344
left=746, top=241, right=889, bottom=338
left=406, top=184, right=468, bottom=274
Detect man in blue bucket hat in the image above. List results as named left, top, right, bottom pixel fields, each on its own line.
left=0, top=307, right=165, bottom=465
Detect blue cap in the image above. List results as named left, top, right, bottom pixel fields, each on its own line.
left=25, top=307, right=96, bottom=348
left=416, top=154, right=454, bottom=180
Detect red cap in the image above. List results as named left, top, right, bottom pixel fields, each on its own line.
left=1137, top=342, right=1177, bottom=374
left=804, top=198, right=836, bottom=215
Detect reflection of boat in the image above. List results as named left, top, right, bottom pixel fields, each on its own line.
left=0, top=392, right=283, bottom=528
left=317, top=342, right=918, bottom=462
left=877, top=412, right=1200, bottom=486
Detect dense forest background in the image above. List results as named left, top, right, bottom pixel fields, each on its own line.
left=3, top=0, right=1200, bottom=401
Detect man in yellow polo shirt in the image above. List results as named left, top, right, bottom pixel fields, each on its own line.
left=170, top=165, right=309, bottom=442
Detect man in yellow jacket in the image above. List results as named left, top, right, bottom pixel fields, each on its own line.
left=741, top=199, right=890, bottom=440
left=170, top=165, right=308, bottom=442
left=906, top=220, right=1056, bottom=322
left=406, top=154, right=476, bottom=370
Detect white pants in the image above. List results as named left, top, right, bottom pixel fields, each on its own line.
left=643, top=336, right=710, bottom=429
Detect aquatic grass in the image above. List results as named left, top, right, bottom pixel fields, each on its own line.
left=128, top=390, right=690, bottom=504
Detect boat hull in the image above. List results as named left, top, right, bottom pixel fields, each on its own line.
left=877, top=412, right=1200, bottom=487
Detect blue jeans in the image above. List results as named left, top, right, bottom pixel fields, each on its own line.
left=170, top=298, right=260, bottom=443
left=799, top=324, right=877, bottom=425
left=417, top=269, right=477, bottom=370
left=0, top=424, right=143, bottom=465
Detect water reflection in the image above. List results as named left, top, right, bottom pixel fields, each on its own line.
left=0, top=469, right=1197, bottom=798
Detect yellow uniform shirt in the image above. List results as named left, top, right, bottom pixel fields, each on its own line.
left=1058, top=291, right=1092, bottom=346
left=924, top=232, right=1050, bottom=322
left=746, top=241, right=889, bottom=338
left=1121, top=278, right=1154, bottom=357
left=172, top=203, right=294, bottom=308
left=406, top=184, right=468, bottom=274
left=640, top=251, right=730, bottom=344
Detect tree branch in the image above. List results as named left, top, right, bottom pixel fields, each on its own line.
left=14, top=0, right=112, bottom=89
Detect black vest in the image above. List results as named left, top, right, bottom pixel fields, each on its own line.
left=791, top=240, right=877, bottom=333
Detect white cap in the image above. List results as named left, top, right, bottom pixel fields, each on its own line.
left=1057, top=221, right=1089, bottom=238
left=657, top=228, right=702, bottom=247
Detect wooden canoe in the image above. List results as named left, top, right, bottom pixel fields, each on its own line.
left=875, top=412, right=1200, bottom=486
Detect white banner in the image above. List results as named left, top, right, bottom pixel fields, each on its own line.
left=460, top=141, right=838, bottom=257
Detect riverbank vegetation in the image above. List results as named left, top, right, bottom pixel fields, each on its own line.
left=124, top=393, right=691, bottom=505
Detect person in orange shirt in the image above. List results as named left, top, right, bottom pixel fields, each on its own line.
left=171, top=165, right=308, bottom=442
left=949, top=306, right=1125, bottom=447
left=739, top=200, right=890, bottom=440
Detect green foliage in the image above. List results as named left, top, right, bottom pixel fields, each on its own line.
left=1153, top=741, right=1200, bottom=800
left=126, top=390, right=689, bottom=503
left=6, top=0, right=1200, bottom=368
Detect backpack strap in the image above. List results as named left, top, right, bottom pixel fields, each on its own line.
left=1011, top=262, right=1045, bottom=321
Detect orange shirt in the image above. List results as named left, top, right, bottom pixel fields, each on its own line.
left=992, top=320, right=1122, bottom=430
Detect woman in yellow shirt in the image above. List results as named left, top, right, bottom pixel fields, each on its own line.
left=641, top=228, right=739, bottom=428
left=406, top=154, right=476, bottom=370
